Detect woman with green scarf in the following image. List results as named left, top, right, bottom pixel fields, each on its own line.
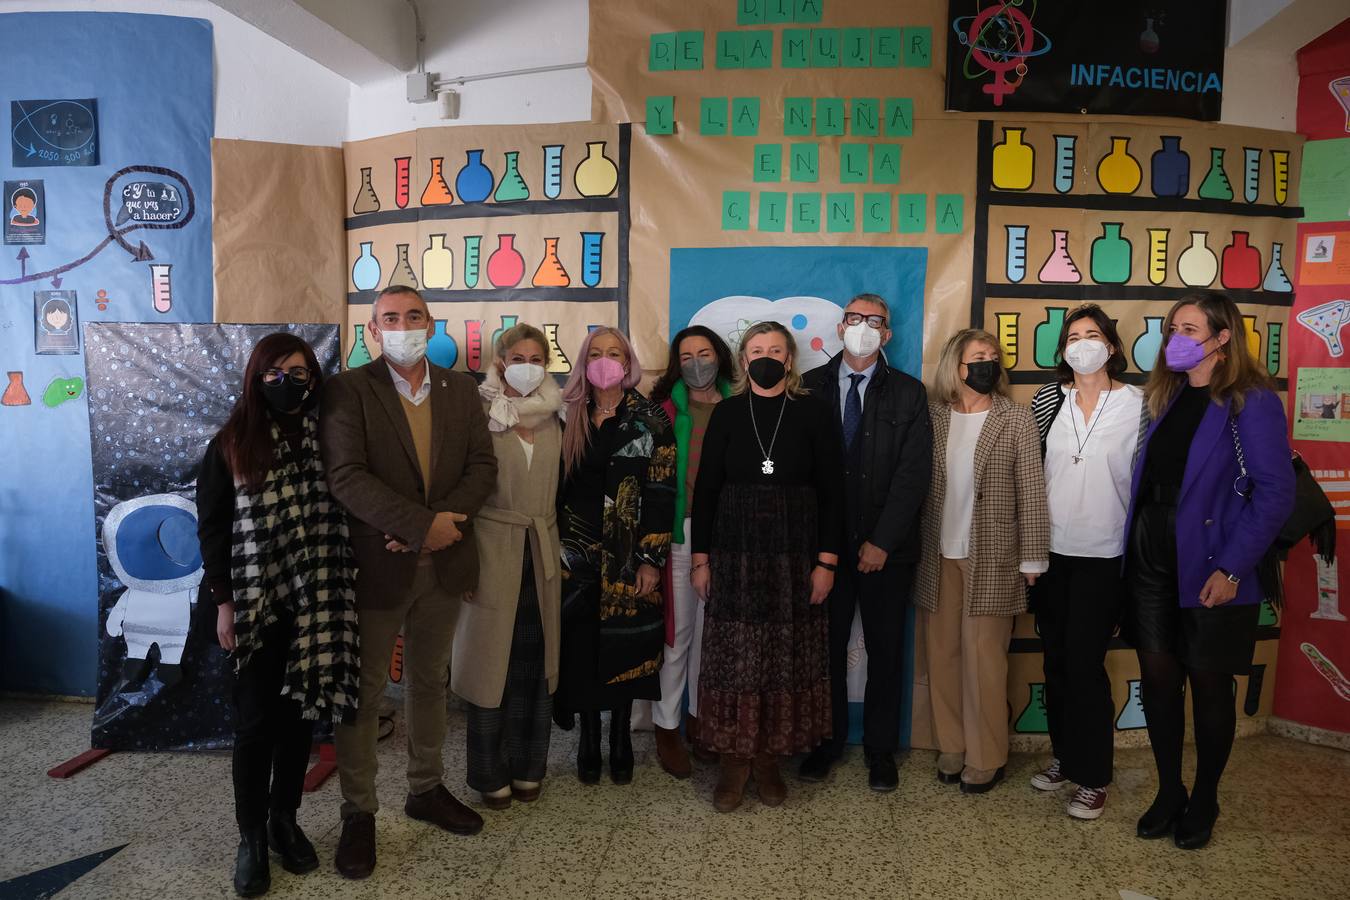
left=648, top=325, right=736, bottom=778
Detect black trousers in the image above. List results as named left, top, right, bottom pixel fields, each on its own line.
left=232, top=616, right=314, bottom=828
left=1031, top=552, right=1124, bottom=789
left=824, top=556, right=914, bottom=754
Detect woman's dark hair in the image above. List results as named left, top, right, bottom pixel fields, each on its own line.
left=1053, top=304, right=1128, bottom=383
left=649, top=325, right=735, bottom=403
left=217, top=332, right=323, bottom=490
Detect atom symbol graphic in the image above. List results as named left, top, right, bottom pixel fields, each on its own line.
left=953, top=1, right=1053, bottom=106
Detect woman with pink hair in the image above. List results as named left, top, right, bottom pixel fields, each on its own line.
left=556, top=326, right=676, bottom=786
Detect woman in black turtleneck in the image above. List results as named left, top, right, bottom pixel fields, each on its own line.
left=196, top=333, right=359, bottom=898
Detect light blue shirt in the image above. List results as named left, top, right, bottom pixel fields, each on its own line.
left=388, top=359, right=431, bottom=406
left=838, top=358, right=878, bottom=421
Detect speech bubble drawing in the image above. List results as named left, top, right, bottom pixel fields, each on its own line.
left=115, top=181, right=185, bottom=227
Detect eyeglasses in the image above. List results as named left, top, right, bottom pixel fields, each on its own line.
left=261, top=366, right=313, bottom=386
left=843, top=312, right=888, bottom=329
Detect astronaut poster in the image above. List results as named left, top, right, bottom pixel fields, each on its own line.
left=86, top=322, right=339, bottom=751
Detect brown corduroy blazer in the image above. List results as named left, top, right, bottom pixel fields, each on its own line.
left=915, top=393, right=1049, bottom=617
left=320, top=359, right=498, bottom=609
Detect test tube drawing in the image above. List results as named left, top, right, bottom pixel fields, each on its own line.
left=394, top=156, right=412, bottom=209
left=542, top=144, right=564, bottom=199
left=995, top=312, right=1019, bottom=367
left=580, top=232, right=604, bottom=288
left=1312, top=556, right=1345, bottom=622
left=1053, top=135, right=1076, bottom=193
left=1243, top=147, right=1261, bottom=204
left=1005, top=224, right=1028, bottom=282
left=151, top=264, right=173, bottom=314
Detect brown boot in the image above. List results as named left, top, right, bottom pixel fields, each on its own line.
left=654, top=725, right=692, bottom=779
left=753, top=752, right=787, bottom=807
left=713, top=755, right=752, bottom=813
left=687, top=713, right=718, bottom=763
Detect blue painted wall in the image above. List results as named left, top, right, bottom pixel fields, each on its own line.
left=0, top=13, right=214, bottom=695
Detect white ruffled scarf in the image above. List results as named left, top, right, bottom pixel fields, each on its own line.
left=478, top=366, right=563, bottom=432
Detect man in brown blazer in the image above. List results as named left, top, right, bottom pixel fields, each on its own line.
left=321, top=285, right=497, bottom=879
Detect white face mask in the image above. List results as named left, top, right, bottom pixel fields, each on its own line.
left=1064, top=338, right=1111, bottom=375
left=380, top=328, right=428, bottom=368
left=842, top=321, right=883, bottom=358
left=503, top=362, right=546, bottom=396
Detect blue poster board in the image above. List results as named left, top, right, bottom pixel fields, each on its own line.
left=0, top=12, right=214, bottom=695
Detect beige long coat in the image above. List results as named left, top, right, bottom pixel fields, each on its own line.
left=450, top=414, right=562, bottom=708
left=914, top=393, right=1050, bottom=617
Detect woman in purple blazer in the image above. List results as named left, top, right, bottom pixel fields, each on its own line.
left=1124, top=291, right=1294, bottom=851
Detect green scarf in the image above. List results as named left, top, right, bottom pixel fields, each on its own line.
left=670, top=377, right=732, bottom=543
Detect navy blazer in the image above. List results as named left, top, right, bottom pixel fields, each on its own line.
left=1124, top=386, right=1294, bottom=608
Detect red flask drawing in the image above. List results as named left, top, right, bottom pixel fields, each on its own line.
left=1221, top=231, right=1262, bottom=290
left=394, top=156, right=412, bottom=209
left=486, top=234, right=525, bottom=288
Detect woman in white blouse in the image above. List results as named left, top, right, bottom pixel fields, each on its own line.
left=1028, top=304, right=1145, bottom=821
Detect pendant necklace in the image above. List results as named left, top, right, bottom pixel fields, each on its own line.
left=749, top=390, right=788, bottom=474
left=1070, top=385, right=1110, bottom=464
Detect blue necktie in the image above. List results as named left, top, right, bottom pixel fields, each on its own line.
left=843, top=373, right=864, bottom=449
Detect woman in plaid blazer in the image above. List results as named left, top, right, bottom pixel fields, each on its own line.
left=915, top=329, right=1050, bottom=794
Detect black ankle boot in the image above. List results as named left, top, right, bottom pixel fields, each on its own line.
left=1175, top=800, right=1220, bottom=850
left=1136, top=785, right=1188, bottom=839
left=577, top=711, right=602, bottom=784
left=267, top=811, right=318, bottom=875
left=234, top=824, right=270, bottom=897
left=609, top=703, right=634, bottom=785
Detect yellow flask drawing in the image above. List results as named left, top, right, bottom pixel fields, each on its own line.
left=1243, top=315, right=1262, bottom=362
left=991, top=127, right=1035, bottom=191
left=1270, top=149, right=1290, bottom=205
left=1097, top=137, right=1142, bottom=194
left=573, top=141, right=619, bottom=197
left=544, top=323, right=571, bottom=373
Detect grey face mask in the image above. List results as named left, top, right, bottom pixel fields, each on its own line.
left=680, top=357, right=719, bottom=390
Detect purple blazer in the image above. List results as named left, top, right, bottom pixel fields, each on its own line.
left=1124, top=387, right=1294, bottom=608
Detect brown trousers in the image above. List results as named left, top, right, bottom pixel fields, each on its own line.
left=336, top=564, right=460, bottom=817
left=920, top=557, right=1015, bottom=773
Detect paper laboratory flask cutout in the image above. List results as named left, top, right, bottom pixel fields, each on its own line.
left=1014, top=683, right=1049, bottom=733
left=1116, top=679, right=1148, bottom=730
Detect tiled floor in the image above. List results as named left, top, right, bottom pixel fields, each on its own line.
left=2, top=697, right=1348, bottom=899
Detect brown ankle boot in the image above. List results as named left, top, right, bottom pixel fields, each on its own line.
left=753, top=752, right=787, bottom=807
left=654, top=725, right=692, bottom=779
left=713, top=756, right=752, bottom=813
left=687, top=713, right=718, bottom=763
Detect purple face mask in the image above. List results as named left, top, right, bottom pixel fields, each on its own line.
left=1163, top=334, right=1212, bottom=372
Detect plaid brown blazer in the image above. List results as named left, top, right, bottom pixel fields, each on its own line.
left=915, top=393, right=1050, bottom=617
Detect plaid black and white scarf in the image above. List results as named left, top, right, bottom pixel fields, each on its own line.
left=229, top=414, right=360, bottom=723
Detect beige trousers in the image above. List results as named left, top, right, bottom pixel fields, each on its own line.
left=921, top=557, right=1015, bottom=773
left=336, top=564, right=461, bottom=817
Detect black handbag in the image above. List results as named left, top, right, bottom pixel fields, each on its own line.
left=1229, top=418, right=1337, bottom=608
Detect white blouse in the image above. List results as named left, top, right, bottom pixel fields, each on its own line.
left=940, top=410, right=988, bottom=559
left=1044, top=384, right=1144, bottom=559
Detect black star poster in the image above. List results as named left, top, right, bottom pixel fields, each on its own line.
left=945, top=1, right=1227, bottom=120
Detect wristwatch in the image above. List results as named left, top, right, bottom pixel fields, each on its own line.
left=1218, top=567, right=1240, bottom=585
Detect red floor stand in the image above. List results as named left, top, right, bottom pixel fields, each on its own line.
left=303, top=742, right=337, bottom=792
left=48, top=748, right=115, bottom=779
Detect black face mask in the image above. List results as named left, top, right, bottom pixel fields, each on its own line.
left=260, top=378, right=310, bottom=413
left=962, top=360, right=1001, bottom=395
left=747, top=357, right=786, bottom=390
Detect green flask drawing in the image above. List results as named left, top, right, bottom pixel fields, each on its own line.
left=1197, top=148, right=1234, bottom=201
left=347, top=324, right=373, bottom=368
left=1034, top=307, right=1067, bottom=369
left=1015, top=683, right=1049, bottom=733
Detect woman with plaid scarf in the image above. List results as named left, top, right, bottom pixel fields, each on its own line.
left=197, top=333, right=360, bottom=898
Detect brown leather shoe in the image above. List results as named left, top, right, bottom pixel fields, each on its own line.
left=687, top=714, right=719, bottom=763
left=405, top=784, right=484, bottom=835
left=655, top=725, right=692, bottom=779
left=753, top=752, right=787, bottom=807
left=713, top=755, right=752, bottom=813
left=334, top=812, right=375, bottom=880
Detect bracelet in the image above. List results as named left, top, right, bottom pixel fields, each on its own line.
left=815, top=561, right=837, bottom=572
left=691, top=562, right=709, bottom=571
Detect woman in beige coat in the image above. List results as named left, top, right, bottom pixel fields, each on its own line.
left=452, top=323, right=563, bottom=809
left=916, top=328, right=1049, bottom=794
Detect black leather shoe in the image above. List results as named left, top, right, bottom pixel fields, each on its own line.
left=234, top=824, right=270, bottom=897
left=609, top=704, right=634, bottom=785
left=866, top=751, right=899, bottom=792
left=798, top=744, right=840, bottom=782
left=334, top=812, right=375, bottom=880
left=267, top=812, right=318, bottom=875
left=1136, top=787, right=1188, bottom=840
left=577, top=711, right=602, bottom=784
left=1174, top=802, right=1219, bottom=850
left=959, top=766, right=1006, bottom=794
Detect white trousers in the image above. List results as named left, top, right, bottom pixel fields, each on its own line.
left=653, top=523, right=705, bottom=729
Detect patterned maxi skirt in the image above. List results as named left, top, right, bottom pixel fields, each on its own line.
left=697, top=482, right=831, bottom=758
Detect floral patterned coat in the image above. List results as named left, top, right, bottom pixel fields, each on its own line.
left=560, top=389, right=676, bottom=686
